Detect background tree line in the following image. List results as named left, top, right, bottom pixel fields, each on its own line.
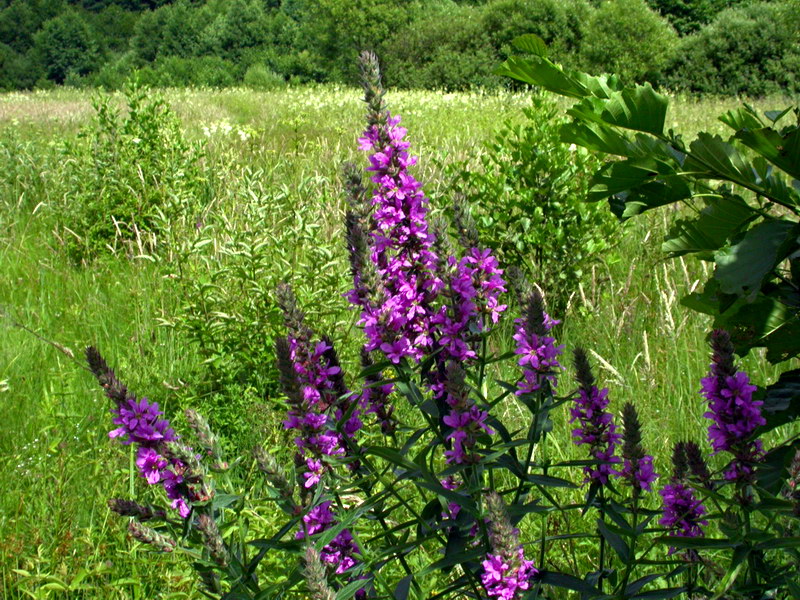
left=1, top=0, right=798, bottom=95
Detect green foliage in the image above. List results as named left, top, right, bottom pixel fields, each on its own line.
left=58, top=84, right=205, bottom=262
left=448, top=96, right=617, bottom=311
left=129, top=0, right=205, bottom=62
left=294, top=0, right=417, bottom=84
left=579, top=0, right=678, bottom=83
left=33, top=9, right=101, bottom=84
left=164, top=172, right=350, bottom=443
left=136, top=55, right=238, bottom=87
left=666, top=1, right=800, bottom=95
left=243, top=63, right=285, bottom=90
left=480, top=0, right=589, bottom=64
left=0, top=43, right=43, bottom=90
left=499, top=37, right=800, bottom=363
left=382, top=2, right=498, bottom=90
left=645, top=0, right=724, bottom=34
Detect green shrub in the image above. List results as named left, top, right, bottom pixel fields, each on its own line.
left=382, top=3, right=498, bottom=90
left=645, top=0, right=722, bottom=34
left=448, top=97, right=618, bottom=311
left=580, top=0, right=678, bottom=83
left=93, top=51, right=137, bottom=90
left=243, top=63, right=285, bottom=90
left=164, top=170, right=351, bottom=444
left=133, top=56, right=238, bottom=87
left=32, top=9, right=102, bottom=84
left=666, top=1, right=800, bottom=95
left=58, top=84, right=206, bottom=263
left=480, top=0, right=589, bottom=64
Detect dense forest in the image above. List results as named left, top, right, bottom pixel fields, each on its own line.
left=1, top=0, right=798, bottom=94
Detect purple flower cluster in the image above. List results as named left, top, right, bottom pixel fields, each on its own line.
left=353, top=111, right=441, bottom=364
left=700, top=330, right=765, bottom=482
left=570, top=348, right=621, bottom=485
left=514, top=292, right=563, bottom=396
left=297, top=501, right=362, bottom=576
left=570, top=386, right=622, bottom=485
left=87, top=347, right=203, bottom=518
left=431, top=249, right=505, bottom=465
left=619, top=402, right=659, bottom=493
left=432, top=249, right=507, bottom=362
left=481, top=492, right=538, bottom=600
left=659, top=483, right=708, bottom=547
left=620, top=454, right=659, bottom=492
left=282, top=338, right=348, bottom=488
left=276, top=286, right=365, bottom=590
left=481, top=550, right=538, bottom=600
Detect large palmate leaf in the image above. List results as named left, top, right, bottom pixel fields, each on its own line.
left=500, top=36, right=800, bottom=365
left=663, top=194, right=755, bottom=258
left=686, top=134, right=800, bottom=208
left=713, top=220, right=799, bottom=298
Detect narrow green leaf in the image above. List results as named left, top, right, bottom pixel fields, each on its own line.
left=598, top=518, right=630, bottom=562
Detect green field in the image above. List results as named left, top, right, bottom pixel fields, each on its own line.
left=0, top=87, right=796, bottom=599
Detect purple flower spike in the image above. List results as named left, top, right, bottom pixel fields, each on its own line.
left=515, top=291, right=563, bottom=396
left=481, top=492, right=538, bottom=599
left=700, top=330, right=765, bottom=485
left=620, top=403, right=658, bottom=494
left=659, top=442, right=708, bottom=555
left=570, top=348, right=621, bottom=485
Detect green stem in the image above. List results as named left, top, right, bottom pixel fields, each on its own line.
left=618, top=496, right=639, bottom=599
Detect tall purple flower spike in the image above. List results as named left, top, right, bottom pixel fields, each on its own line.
left=700, top=329, right=765, bottom=483
left=570, top=348, right=621, bottom=485
left=349, top=52, right=441, bottom=364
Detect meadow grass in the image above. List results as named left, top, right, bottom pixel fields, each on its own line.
left=0, top=86, right=797, bottom=599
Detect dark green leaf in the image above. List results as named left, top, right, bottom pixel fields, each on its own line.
left=734, top=126, right=800, bottom=181
left=657, top=536, right=738, bottom=549
left=662, top=195, right=755, bottom=258
left=536, top=571, right=601, bottom=594
left=393, top=575, right=413, bottom=600
left=598, top=518, right=630, bottom=562
left=759, top=369, right=800, bottom=431
left=335, top=579, right=368, bottom=600
left=632, top=587, right=686, bottom=599
left=713, top=220, right=798, bottom=298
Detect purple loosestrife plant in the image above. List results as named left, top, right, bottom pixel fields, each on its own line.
left=86, top=346, right=208, bottom=518
left=515, top=290, right=563, bottom=396
left=659, top=442, right=708, bottom=555
left=276, top=284, right=366, bottom=592
left=570, top=347, right=621, bottom=485
left=620, top=402, right=658, bottom=494
left=349, top=51, right=442, bottom=364
left=700, top=329, right=766, bottom=484
left=481, top=492, right=538, bottom=600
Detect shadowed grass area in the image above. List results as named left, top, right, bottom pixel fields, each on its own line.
left=0, top=87, right=796, bottom=598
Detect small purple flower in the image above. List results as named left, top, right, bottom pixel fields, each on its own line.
left=619, top=403, right=658, bottom=494
left=481, top=551, right=538, bottom=600
left=109, top=396, right=177, bottom=447
left=620, top=455, right=659, bottom=492
left=481, top=492, right=538, bottom=600
left=136, top=447, right=167, bottom=485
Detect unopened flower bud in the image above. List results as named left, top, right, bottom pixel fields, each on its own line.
left=128, top=520, right=176, bottom=552
left=197, top=513, right=229, bottom=567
